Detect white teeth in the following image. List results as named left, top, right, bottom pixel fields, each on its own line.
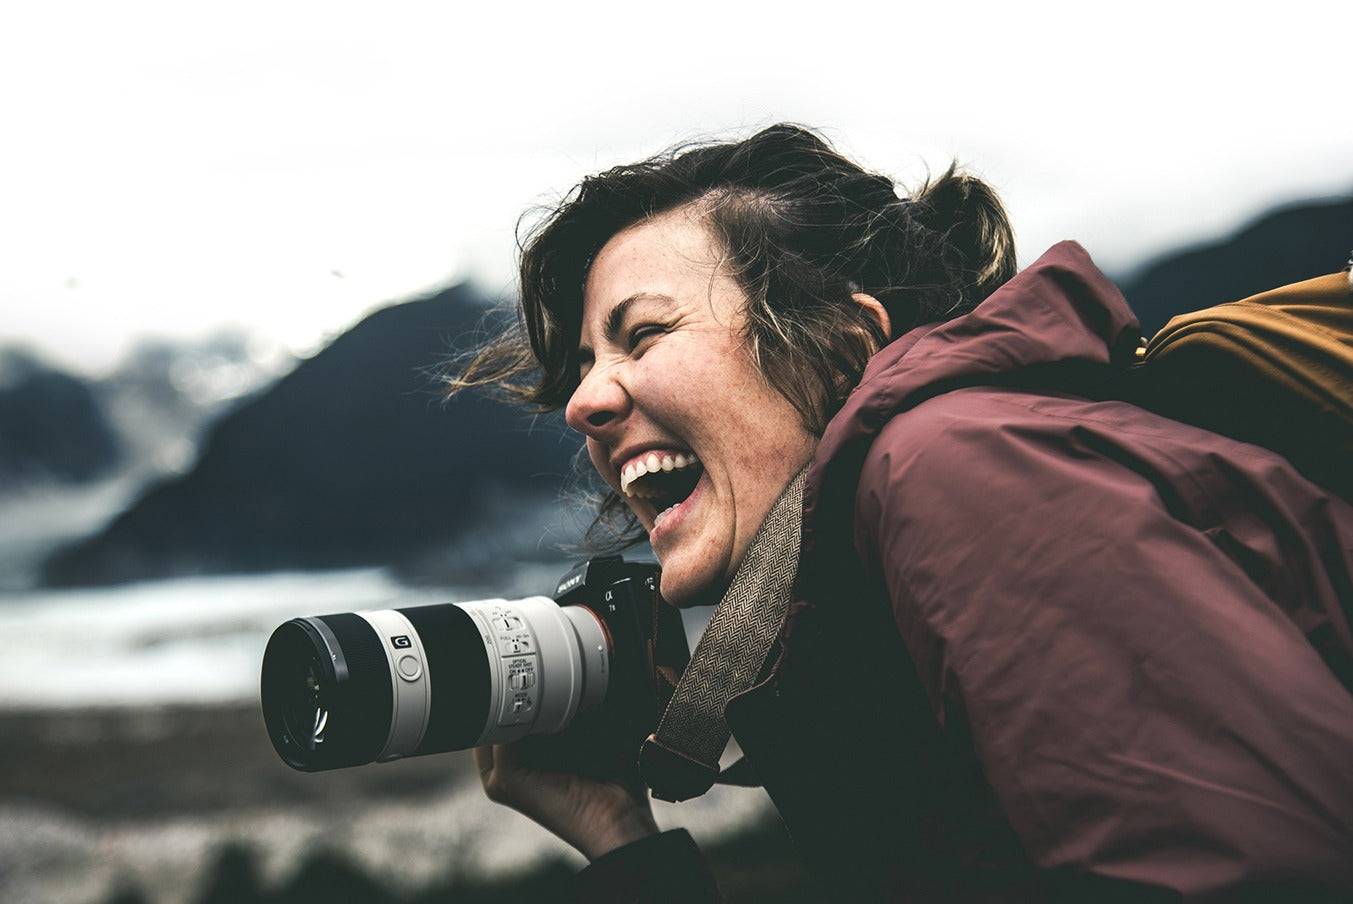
left=619, top=451, right=700, bottom=496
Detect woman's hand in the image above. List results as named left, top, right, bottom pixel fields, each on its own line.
left=474, top=742, right=661, bottom=861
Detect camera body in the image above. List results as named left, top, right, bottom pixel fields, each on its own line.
left=260, top=556, right=687, bottom=774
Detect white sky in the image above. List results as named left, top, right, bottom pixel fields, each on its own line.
left=2, top=0, right=1349, bottom=376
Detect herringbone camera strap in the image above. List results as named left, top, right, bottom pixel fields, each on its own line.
left=639, top=468, right=806, bottom=801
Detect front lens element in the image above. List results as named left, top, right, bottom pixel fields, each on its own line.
left=280, top=653, right=328, bottom=752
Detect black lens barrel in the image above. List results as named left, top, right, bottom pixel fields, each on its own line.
left=261, top=614, right=393, bottom=772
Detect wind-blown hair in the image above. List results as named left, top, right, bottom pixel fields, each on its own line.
left=450, top=124, right=1016, bottom=545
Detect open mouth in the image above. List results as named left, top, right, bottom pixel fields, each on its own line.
left=620, top=451, right=703, bottom=519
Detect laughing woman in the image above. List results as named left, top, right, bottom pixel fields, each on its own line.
left=451, top=126, right=1353, bottom=901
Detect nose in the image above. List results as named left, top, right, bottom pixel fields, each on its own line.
left=564, top=362, right=630, bottom=438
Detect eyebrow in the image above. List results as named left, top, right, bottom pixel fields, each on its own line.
left=603, top=296, right=640, bottom=346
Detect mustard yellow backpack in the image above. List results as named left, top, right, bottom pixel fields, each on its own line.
left=1123, top=266, right=1353, bottom=501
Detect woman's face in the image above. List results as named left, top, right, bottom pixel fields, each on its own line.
left=565, top=207, right=817, bottom=607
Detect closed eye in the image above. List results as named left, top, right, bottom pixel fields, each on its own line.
left=627, top=323, right=667, bottom=352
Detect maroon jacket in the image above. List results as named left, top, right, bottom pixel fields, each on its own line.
left=585, top=243, right=1353, bottom=901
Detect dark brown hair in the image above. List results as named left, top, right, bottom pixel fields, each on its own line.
left=450, top=124, right=1016, bottom=545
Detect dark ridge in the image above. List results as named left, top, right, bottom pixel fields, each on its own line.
left=1119, top=194, right=1353, bottom=335
left=0, top=348, right=121, bottom=487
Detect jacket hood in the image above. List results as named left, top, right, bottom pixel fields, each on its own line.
left=797, top=241, right=1142, bottom=586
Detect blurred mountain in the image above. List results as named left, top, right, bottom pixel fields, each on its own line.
left=97, top=330, right=296, bottom=480
left=1119, top=194, right=1353, bottom=334
left=0, top=332, right=290, bottom=495
left=0, top=333, right=295, bottom=591
left=0, top=348, right=121, bottom=489
left=41, top=285, right=583, bottom=586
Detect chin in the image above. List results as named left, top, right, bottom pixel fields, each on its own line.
left=657, top=567, right=722, bottom=609
left=654, top=531, right=739, bottom=608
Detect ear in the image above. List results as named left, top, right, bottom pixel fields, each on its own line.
left=852, top=292, right=891, bottom=341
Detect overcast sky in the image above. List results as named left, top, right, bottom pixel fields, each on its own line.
left=2, top=0, right=1349, bottom=376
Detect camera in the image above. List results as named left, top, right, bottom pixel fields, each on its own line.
left=260, top=556, right=688, bottom=773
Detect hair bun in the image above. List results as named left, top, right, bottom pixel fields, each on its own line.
left=913, top=166, right=1016, bottom=305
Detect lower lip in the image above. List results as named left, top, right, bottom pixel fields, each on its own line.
left=649, top=473, right=706, bottom=548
